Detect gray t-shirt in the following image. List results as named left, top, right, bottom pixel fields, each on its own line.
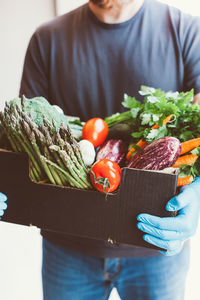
left=20, top=0, right=200, bottom=257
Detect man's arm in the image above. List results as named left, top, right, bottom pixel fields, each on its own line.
left=20, top=29, right=49, bottom=99
left=192, top=93, right=200, bottom=105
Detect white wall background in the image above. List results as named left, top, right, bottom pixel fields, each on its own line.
left=161, top=0, right=200, bottom=16
left=0, top=1, right=54, bottom=299
left=0, top=1, right=200, bottom=300
left=0, top=0, right=55, bottom=110
left=56, top=0, right=87, bottom=14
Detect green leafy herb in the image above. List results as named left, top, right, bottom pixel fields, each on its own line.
left=105, top=86, right=200, bottom=178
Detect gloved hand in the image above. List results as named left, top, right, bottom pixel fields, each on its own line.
left=0, top=192, right=7, bottom=219
left=137, top=177, right=200, bottom=256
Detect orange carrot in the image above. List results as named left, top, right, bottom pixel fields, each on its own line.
left=126, top=140, right=147, bottom=160
left=163, top=114, right=176, bottom=125
left=135, top=140, right=148, bottom=150
left=180, top=138, right=200, bottom=155
left=173, top=154, right=198, bottom=168
left=152, top=114, right=176, bottom=129
left=126, top=114, right=176, bottom=160
left=177, top=175, right=194, bottom=187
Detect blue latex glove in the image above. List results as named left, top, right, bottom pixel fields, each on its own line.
left=0, top=192, right=7, bottom=218
left=137, top=177, right=200, bottom=256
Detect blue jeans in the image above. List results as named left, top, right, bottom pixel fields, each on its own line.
left=42, top=238, right=190, bottom=300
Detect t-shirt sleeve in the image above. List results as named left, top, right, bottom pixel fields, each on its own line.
left=180, top=15, right=200, bottom=94
left=19, top=30, right=49, bottom=99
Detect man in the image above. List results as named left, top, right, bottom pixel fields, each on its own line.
left=2, top=0, right=200, bottom=299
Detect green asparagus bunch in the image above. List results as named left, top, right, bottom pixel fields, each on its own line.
left=0, top=98, right=91, bottom=189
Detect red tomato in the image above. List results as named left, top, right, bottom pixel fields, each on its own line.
left=90, top=159, right=121, bottom=193
left=82, top=118, right=108, bottom=148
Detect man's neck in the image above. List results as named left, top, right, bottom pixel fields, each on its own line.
left=88, top=0, right=145, bottom=24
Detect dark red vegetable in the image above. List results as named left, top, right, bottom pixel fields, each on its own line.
left=96, top=139, right=127, bottom=164
left=127, top=136, right=181, bottom=170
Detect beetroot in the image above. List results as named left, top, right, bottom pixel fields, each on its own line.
left=96, top=139, right=127, bottom=165
left=127, top=136, right=181, bottom=170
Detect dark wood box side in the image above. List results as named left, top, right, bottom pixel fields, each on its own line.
left=0, top=150, right=177, bottom=250
left=0, top=150, right=31, bottom=226
left=113, top=168, right=177, bottom=248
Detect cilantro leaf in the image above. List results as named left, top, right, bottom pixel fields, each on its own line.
left=122, top=94, right=143, bottom=110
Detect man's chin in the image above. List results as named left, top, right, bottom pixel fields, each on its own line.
left=89, top=0, right=132, bottom=8
left=89, top=0, right=112, bottom=8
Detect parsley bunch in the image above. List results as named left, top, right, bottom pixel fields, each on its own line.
left=105, top=86, right=200, bottom=178
left=105, top=85, right=200, bottom=143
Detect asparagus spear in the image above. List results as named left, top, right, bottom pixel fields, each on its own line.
left=41, top=124, right=90, bottom=187
left=49, top=145, right=91, bottom=189
left=8, top=108, right=52, bottom=183
left=13, top=108, right=57, bottom=183
left=29, top=161, right=38, bottom=182
left=11, top=122, right=43, bottom=181
left=41, top=156, right=84, bottom=189
left=2, top=101, right=91, bottom=189
left=43, top=117, right=56, bottom=136
left=38, top=125, right=70, bottom=185
left=2, top=108, right=44, bottom=181
left=31, top=123, right=68, bottom=186
left=0, top=114, right=19, bottom=152
left=59, top=124, right=88, bottom=172
left=21, top=95, right=26, bottom=111
left=50, top=132, right=90, bottom=185
left=21, top=119, right=60, bottom=185
left=12, top=117, right=44, bottom=177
